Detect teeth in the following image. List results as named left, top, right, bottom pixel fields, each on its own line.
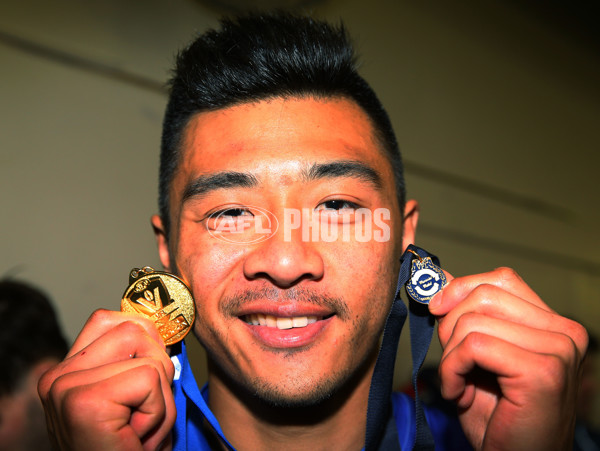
left=244, top=313, right=322, bottom=329
left=292, top=316, right=308, bottom=327
left=276, top=317, right=293, bottom=329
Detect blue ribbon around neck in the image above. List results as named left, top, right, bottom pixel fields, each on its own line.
left=365, top=244, right=439, bottom=451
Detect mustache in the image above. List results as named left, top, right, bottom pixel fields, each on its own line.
left=220, top=286, right=350, bottom=321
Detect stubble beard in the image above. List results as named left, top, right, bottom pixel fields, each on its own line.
left=205, top=287, right=379, bottom=410
left=245, top=325, right=375, bottom=409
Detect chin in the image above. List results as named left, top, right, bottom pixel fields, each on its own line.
left=250, top=376, right=339, bottom=408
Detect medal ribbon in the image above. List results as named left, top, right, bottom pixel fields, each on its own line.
left=365, top=244, right=439, bottom=450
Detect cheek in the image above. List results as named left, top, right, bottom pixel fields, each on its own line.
left=334, top=239, right=397, bottom=283
left=330, top=241, right=398, bottom=317
left=174, top=231, right=247, bottom=310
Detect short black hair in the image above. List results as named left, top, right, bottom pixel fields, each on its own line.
left=0, top=279, right=69, bottom=395
left=159, top=12, right=404, bottom=237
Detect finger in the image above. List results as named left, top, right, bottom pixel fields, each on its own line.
left=68, top=310, right=165, bottom=358
left=442, top=312, right=583, bottom=369
left=439, top=332, right=580, bottom=450
left=437, top=283, right=550, bottom=345
left=438, top=332, right=570, bottom=408
left=46, top=360, right=175, bottom=450
left=428, top=269, right=453, bottom=308
left=429, top=267, right=549, bottom=316
left=41, top=325, right=174, bottom=404
left=49, top=356, right=174, bottom=402
left=435, top=284, right=588, bottom=357
left=65, top=321, right=174, bottom=380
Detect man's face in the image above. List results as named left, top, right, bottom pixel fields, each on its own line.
left=153, top=97, right=417, bottom=405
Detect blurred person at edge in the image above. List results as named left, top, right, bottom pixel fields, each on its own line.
left=0, top=279, right=69, bottom=451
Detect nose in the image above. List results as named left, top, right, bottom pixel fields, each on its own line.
left=243, top=227, right=325, bottom=287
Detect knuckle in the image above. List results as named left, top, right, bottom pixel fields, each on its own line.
left=114, top=321, right=168, bottom=358
left=114, top=320, right=156, bottom=349
left=48, top=374, right=71, bottom=405
left=437, top=357, right=450, bottom=381
left=463, top=330, right=487, bottom=350
left=441, top=312, right=480, bottom=344
left=554, top=333, right=579, bottom=364
left=164, top=356, right=175, bottom=380
left=39, top=370, right=65, bottom=407
left=135, top=363, right=162, bottom=385
left=116, top=319, right=147, bottom=336
left=118, top=316, right=163, bottom=344
left=568, top=320, right=589, bottom=358
left=87, top=308, right=113, bottom=325
left=494, top=266, right=520, bottom=283
left=165, top=395, right=178, bottom=424
left=153, top=352, right=174, bottom=379
left=455, top=312, right=481, bottom=333
left=553, top=316, right=588, bottom=361
left=37, top=367, right=58, bottom=399
left=470, top=284, right=498, bottom=307
left=535, top=354, right=567, bottom=392
left=140, top=356, right=175, bottom=381
left=437, top=318, right=452, bottom=343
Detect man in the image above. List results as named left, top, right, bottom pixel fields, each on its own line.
left=0, top=279, right=69, bottom=451
left=38, top=13, right=587, bottom=450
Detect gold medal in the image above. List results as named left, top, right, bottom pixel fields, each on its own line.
left=121, top=266, right=195, bottom=345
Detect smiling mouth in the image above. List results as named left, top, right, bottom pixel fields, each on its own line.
left=241, top=314, right=333, bottom=330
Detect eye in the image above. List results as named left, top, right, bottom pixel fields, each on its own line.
left=315, top=199, right=363, bottom=225
left=317, top=199, right=360, bottom=212
left=205, top=207, right=254, bottom=231
left=217, top=208, right=253, bottom=217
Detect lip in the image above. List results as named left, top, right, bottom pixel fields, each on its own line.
left=234, top=302, right=335, bottom=319
left=242, top=315, right=334, bottom=348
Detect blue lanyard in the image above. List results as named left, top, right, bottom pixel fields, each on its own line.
left=365, top=244, right=438, bottom=450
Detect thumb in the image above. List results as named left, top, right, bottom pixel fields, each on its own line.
left=427, top=270, right=453, bottom=315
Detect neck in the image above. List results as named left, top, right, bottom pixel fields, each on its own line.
left=207, top=351, right=377, bottom=451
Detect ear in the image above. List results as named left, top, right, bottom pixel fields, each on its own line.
left=402, top=199, right=419, bottom=251
left=151, top=215, right=172, bottom=271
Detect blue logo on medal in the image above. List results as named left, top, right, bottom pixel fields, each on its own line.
left=406, top=257, right=447, bottom=304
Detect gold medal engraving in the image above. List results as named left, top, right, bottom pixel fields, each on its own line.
left=121, top=267, right=195, bottom=345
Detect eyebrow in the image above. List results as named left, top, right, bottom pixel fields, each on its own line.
left=182, top=171, right=259, bottom=201
left=303, top=160, right=382, bottom=189
left=181, top=159, right=382, bottom=202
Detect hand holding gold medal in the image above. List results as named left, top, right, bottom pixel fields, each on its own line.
left=121, top=266, right=195, bottom=345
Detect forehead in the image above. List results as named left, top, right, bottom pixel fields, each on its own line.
left=173, top=96, right=395, bottom=194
